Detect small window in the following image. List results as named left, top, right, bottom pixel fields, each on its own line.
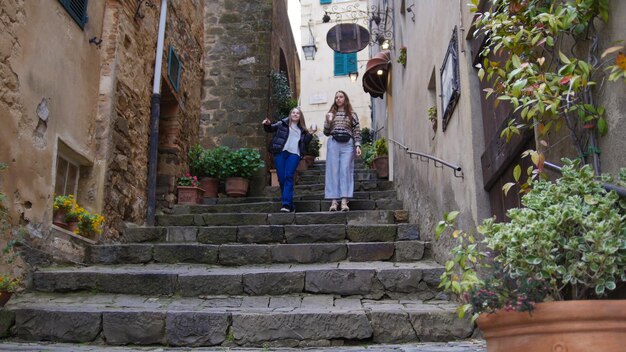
left=55, top=155, right=79, bottom=197
left=58, top=0, right=89, bottom=29
left=168, top=46, right=182, bottom=92
left=334, top=52, right=357, bottom=76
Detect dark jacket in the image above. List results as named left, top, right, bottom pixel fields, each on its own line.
left=264, top=118, right=312, bottom=157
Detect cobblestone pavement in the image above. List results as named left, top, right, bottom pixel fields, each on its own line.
left=0, top=340, right=486, bottom=352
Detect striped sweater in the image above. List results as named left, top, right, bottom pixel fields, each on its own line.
left=323, top=111, right=362, bottom=146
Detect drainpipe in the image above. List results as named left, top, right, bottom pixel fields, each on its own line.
left=147, top=0, right=167, bottom=226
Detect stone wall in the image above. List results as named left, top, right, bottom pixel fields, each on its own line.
left=100, top=0, right=204, bottom=238
left=200, top=0, right=300, bottom=195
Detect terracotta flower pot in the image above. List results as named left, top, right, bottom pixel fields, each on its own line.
left=0, top=291, right=13, bottom=307
left=225, top=177, right=249, bottom=197
left=296, top=159, right=308, bottom=172
left=177, top=186, right=205, bottom=205
left=53, top=209, right=68, bottom=228
left=199, top=177, right=219, bottom=198
left=477, top=300, right=626, bottom=352
left=269, top=169, right=279, bottom=187
left=67, top=221, right=79, bottom=233
left=372, top=155, right=389, bottom=179
left=303, top=155, right=316, bottom=167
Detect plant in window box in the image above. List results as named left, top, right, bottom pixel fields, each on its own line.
left=176, top=174, right=204, bottom=205
left=77, top=212, right=105, bottom=239
left=53, top=194, right=76, bottom=227
left=436, top=159, right=626, bottom=351
left=64, top=204, right=86, bottom=233
left=372, top=137, right=389, bottom=179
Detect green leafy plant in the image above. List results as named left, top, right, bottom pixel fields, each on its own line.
left=470, top=0, right=625, bottom=176
left=437, top=159, right=626, bottom=321
left=397, top=46, right=407, bottom=66
left=77, top=212, right=105, bottom=236
left=189, top=145, right=231, bottom=180
left=53, top=194, right=75, bottom=212
left=374, top=137, right=388, bottom=157
left=270, top=70, right=294, bottom=118
left=360, top=143, right=376, bottom=167
left=177, top=173, right=199, bottom=187
left=223, top=148, right=265, bottom=179
left=306, top=135, right=321, bottom=158
left=427, top=105, right=438, bottom=132
left=360, top=127, right=373, bottom=144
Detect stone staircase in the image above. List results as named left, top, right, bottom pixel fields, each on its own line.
left=2, top=160, right=472, bottom=348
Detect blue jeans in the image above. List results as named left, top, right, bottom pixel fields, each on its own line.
left=274, top=150, right=300, bottom=209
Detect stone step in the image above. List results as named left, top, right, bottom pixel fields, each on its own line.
left=33, top=261, right=444, bottom=298
left=175, top=199, right=403, bottom=215
left=297, top=172, right=377, bottom=184
left=85, top=240, right=429, bottom=265
left=198, top=190, right=398, bottom=205
left=5, top=292, right=472, bottom=347
left=297, top=168, right=376, bottom=176
left=155, top=210, right=410, bottom=228
left=256, top=189, right=397, bottom=202
left=125, top=222, right=419, bottom=244
left=263, top=180, right=394, bottom=197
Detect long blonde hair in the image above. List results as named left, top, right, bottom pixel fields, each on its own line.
left=290, top=107, right=308, bottom=134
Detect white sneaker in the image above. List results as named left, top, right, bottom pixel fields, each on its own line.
left=280, top=207, right=290, bottom=213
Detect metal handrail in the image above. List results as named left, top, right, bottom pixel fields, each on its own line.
left=544, top=162, right=626, bottom=198
left=389, top=138, right=464, bottom=178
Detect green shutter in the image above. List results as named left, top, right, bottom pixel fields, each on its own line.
left=347, top=52, right=357, bottom=73
left=334, top=52, right=357, bottom=76
left=334, top=51, right=346, bottom=76
left=58, top=0, right=88, bottom=29
left=320, top=0, right=332, bottom=4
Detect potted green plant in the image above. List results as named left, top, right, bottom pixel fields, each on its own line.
left=176, top=174, right=204, bottom=205
left=77, top=212, right=105, bottom=240
left=427, top=106, right=437, bottom=132
left=189, top=145, right=230, bottom=198
left=303, top=134, right=321, bottom=167
left=64, top=204, right=86, bottom=233
left=52, top=194, right=75, bottom=228
left=223, top=148, right=265, bottom=197
left=372, top=137, right=389, bottom=179
left=436, top=159, right=626, bottom=351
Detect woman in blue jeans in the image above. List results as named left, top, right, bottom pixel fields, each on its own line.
left=263, top=107, right=315, bottom=212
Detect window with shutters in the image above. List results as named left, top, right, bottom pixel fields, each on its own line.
left=320, top=0, right=332, bottom=4
left=168, top=46, right=182, bottom=92
left=58, top=0, right=88, bottom=29
left=334, top=52, right=357, bottom=76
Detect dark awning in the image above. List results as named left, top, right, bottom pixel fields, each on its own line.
left=363, top=50, right=391, bottom=99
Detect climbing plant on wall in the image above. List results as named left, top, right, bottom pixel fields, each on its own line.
left=471, top=0, right=625, bottom=183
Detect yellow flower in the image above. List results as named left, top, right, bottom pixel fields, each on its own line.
left=616, top=53, right=626, bottom=71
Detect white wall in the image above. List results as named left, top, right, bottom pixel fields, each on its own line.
left=299, top=0, right=372, bottom=160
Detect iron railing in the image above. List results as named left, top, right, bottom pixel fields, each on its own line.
left=544, top=161, right=626, bottom=198
left=389, top=138, right=464, bottom=178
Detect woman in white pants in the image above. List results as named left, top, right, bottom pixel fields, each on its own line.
left=323, top=91, right=362, bottom=211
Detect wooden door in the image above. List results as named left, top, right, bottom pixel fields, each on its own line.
left=470, top=1, right=535, bottom=221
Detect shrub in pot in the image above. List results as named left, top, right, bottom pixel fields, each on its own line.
left=303, top=134, right=320, bottom=167
left=188, top=145, right=230, bottom=198
left=436, top=159, right=626, bottom=351
left=372, top=137, right=389, bottom=179
left=223, top=148, right=264, bottom=197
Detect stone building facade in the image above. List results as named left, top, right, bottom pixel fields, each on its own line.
left=200, top=0, right=300, bottom=194
left=0, top=0, right=204, bottom=261
left=369, top=0, right=626, bottom=263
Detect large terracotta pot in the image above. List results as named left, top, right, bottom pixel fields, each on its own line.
left=269, top=169, right=279, bottom=187
left=225, top=177, right=249, bottom=197
left=477, top=300, right=626, bottom=352
left=199, top=177, right=219, bottom=198
left=0, top=291, right=13, bottom=307
left=372, top=155, right=389, bottom=179
left=52, top=209, right=68, bottom=228
left=303, top=155, right=316, bottom=167
left=177, top=186, right=205, bottom=205
left=296, top=159, right=308, bottom=172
